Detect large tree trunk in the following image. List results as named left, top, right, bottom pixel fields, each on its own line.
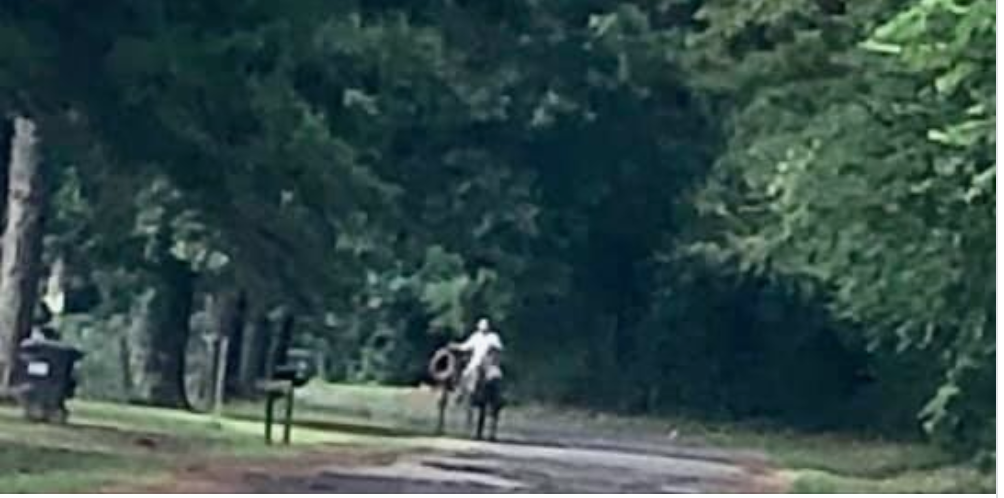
left=0, top=119, right=11, bottom=233
left=124, top=260, right=194, bottom=408
left=0, top=116, right=45, bottom=390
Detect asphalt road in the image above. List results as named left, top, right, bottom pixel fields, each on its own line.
left=129, top=433, right=785, bottom=493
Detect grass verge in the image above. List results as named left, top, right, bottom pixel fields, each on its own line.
left=0, top=391, right=475, bottom=492
left=0, top=383, right=993, bottom=493
left=0, top=400, right=321, bottom=492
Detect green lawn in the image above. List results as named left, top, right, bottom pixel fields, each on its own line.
left=693, top=423, right=993, bottom=493
left=0, top=392, right=471, bottom=492
left=0, top=400, right=335, bottom=492
left=0, top=384, right=994, bottom=493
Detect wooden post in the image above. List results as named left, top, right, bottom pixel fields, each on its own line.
left=119, top=335, right=133, bottom=397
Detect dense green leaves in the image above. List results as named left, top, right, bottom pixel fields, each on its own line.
left=0, top=0, right=993, bottom=456
left=691, top=0, right=994, bottom=453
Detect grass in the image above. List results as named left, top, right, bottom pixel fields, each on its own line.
left=0, top=441, right=141, bottom=493
left=787, top=466, right=996, bottom=494
left=0, top=383, right=994, bottom=493
left=653, top=415, right=994, bottom=493
left=0, top=399, right=340, bottom=492
left=0, top=389, right=476, bottom=492
left=694, top=425, right=993, bottom=493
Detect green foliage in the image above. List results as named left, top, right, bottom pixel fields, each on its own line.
left=689, top=0, right=994, bottom=453
left=0, top=0, right=992, bottom=459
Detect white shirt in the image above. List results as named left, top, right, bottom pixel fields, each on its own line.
left=456, top=330, right=503, bottom=374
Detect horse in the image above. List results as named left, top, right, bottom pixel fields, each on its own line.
left=429, top=346, right=504, bottom=441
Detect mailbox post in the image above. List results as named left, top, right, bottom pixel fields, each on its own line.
left=262, top=349, right=316, bottom=444
left=258, top=309, right=315, bottom=445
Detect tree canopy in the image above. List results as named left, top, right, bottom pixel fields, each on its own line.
left=0, top=0, right=994, bottom=460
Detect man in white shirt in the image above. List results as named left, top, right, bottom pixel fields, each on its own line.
left=450, top=317, right=503, bottom=392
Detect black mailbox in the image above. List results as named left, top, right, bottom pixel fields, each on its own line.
left=16, top=338, right=85, bottom=423
left=271, top=348, right=316, bottom=388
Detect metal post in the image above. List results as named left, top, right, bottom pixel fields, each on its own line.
left=282, top=384, right=294, bottom=445
left=264, top=393, right=275, bottom=444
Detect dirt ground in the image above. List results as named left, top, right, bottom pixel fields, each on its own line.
left=114, top=432, right=786, bottom=493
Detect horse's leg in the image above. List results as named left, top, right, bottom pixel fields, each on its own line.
left=465, top=401, right=474, bottom=436
left=435, top=386, right=448, bottom=435
left=475, top=404, right=487, bottom=440
left=487, top=405, right=500, bottom=442
left=488, top=379, right=503, bottom=442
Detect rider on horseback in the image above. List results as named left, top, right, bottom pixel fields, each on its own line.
left=427, top=318, right=505, bottom=440
left=449, top=317, right=503, bottom=396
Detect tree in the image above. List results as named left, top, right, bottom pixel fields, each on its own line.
left=0, top=0, right=392, bottom=404
left=0, top=115, right=45, bottom=390
left=0, top=0, right=991, bottom=458
left=688, top=0, right=994, bottom=452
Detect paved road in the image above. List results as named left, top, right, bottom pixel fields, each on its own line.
left=157, top=435, right=784, bottom=493
left=115, top=385, right=787, bottom=493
